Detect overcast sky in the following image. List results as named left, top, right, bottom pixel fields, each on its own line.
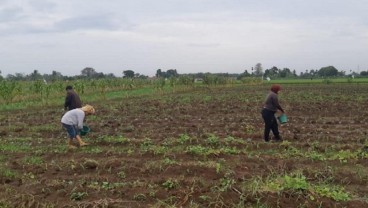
left=1, top=0, right=367, bottom=77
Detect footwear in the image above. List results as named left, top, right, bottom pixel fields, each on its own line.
left=273, top=138, right=283, bottom=143
left=68, top=139, right=78, bottom=149
left=68, top=144, right=77, bottom=149
left=76, top=136, right=89, bottom=146
left=272, top=135, right=283, bottom=142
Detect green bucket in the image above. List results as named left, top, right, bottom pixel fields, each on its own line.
left=278, top=114, right=288, bottom=124
left=80, top=125, right=90, bottom=136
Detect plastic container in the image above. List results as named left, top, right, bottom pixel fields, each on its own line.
left=80, top=125, right=90, bottom=136
left=278, top=114, right=288, bottom=124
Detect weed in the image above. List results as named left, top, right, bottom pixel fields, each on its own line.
left=225, top=136, right=246, bottom=145
left=133, top=193, right=147, bottom=201
left=331, top=150, right=358, bottom=163
left=215, top=162, right=222, bottom=174
left=199, top=195, right=211, bottom=202
left=140, top=138, right=153, bottom=152
left=102, top=135, right=130, bottom=144
left=152, top=145, right=169, bottom=155
left=117, top=170, right=126, bottom=179
left=23, top=156, right=43, bottom=165
left=307, top=151, right=326, bottom=161
left=283, top=174, right=309, bottom=191
left=162, top=179, right=179, bottom=190
left=221, top=146, right=240, bottom=155
left=186, top=145, right=208, bottom=155
left=162, top=157, right=177, bottom=166
left=178, top=134, right=191, bottom=144
left=207, top=134, right=220, bottom=146
left=83, top=147, right=103, bottom=154
left=213, top=177, right=235, bottom=192
left=148, top=184, right=158, bottom=197
left=245, top=124, right=255, bottom=134
left=70, top=191, right=88, bottom=201
left=0, top=168, right=17, bottom=179
left=314, top=185, right=351, bottom=201
left=101, top=182, right=113, bottom=190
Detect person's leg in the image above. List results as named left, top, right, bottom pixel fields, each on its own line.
left=62, top=123, right=78, bottom=149
left=270, top=117, right=282, bottom=141
left=261, top=109, right=274, bottom=142
left=76, top=135, right=89, bottom=146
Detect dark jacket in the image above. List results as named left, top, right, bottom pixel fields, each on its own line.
left=64, top=90, right=82, bottom=111
left=263, top=91, right=284, bottom=112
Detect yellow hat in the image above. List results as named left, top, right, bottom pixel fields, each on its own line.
left=81, top=104, right=95, bottom=114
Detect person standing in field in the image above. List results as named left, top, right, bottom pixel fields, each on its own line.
left=261, top=84, right=285, bottom=142
left=64, top=85, right=82, bottom=111
left=61, top=104, right=95, bottom=149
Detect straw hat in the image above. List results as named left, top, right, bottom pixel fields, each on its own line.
left=81, top=104, right=95, bottom=114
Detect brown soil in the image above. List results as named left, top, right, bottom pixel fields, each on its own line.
left=0, top=84, right=367, bottom=207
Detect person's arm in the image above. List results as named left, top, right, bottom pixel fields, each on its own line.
left=64, top=94, right=72, bottom=110
left=273, top=95, right=284, bottom=113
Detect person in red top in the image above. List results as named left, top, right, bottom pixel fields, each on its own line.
left=261, top=84, right=285, bottom=142
left=64, top=85, right=82, bottom=111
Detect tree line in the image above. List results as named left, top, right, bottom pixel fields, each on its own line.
left=0, top=64, right=367, bottom=82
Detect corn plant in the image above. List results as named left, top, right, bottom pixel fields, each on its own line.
left=97, top=79, right=108, bottom=100
left=32, top=80, right=44, bottom=98
left=0, top=81, right=19, bottom=104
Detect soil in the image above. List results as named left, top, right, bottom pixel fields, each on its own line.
left=0, top=84, right=367, bottom=207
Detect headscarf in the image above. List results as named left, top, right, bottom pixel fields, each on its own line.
left=270, top=84, right=281, bottom=94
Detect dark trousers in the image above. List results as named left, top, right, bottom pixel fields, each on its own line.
left=261, top=108, right=280, bottom=141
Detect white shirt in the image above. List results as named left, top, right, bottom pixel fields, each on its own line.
left=61, top=108, right=85, bottom=129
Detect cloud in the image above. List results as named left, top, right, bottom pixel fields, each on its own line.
left=1, top=0, right=368, bottom=76
left=54, top=14, right=120, bottom=32
left=0, top=6, right=25, bottom=22
left=27, top=0, right=56, bottom=12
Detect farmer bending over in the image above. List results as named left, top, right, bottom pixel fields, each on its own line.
left=61, top=104, right=95, bottom=149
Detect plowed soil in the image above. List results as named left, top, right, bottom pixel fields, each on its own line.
left=0, top=84, right=367, bottom=207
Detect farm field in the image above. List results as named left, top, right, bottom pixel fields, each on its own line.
left=0, top=83, right=368, bottom=207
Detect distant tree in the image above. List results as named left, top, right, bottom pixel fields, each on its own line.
left=6, top=73, right=25, bottom=81
left=94, top=72, right=106, bottom=79
left=166, top=69, right=178, bottom=78
left=264, top=66, right=279, bottom=78
left=360, top=71, right=368, bottom=76
left=279, top=68, right=292, bottom=78
left=237, top=69, right=251, bottom=80
left=254, top=63, right=263, bottom=76
left=81, top=67, right=97, bottom=77
left=106, top=73, right=116, bottom=78
left=337, top=70, right=346, bottom=76
left=318, top=66, right=338, bottom=77
left=137, top=74, right=148, bottom=79
left=310, top=69, right=316, bottom=76
left=123, top=70, right=135, bottom=78
left=156, top=69, right=163, bottom=78
left=155, top=69, right=178, bottom=78
left=47, top=70, right=64, bottom=81
left=29, top=70, right=43, bottom=81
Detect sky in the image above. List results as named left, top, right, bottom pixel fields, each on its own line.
left=1, top=0, right=368, bottom=77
